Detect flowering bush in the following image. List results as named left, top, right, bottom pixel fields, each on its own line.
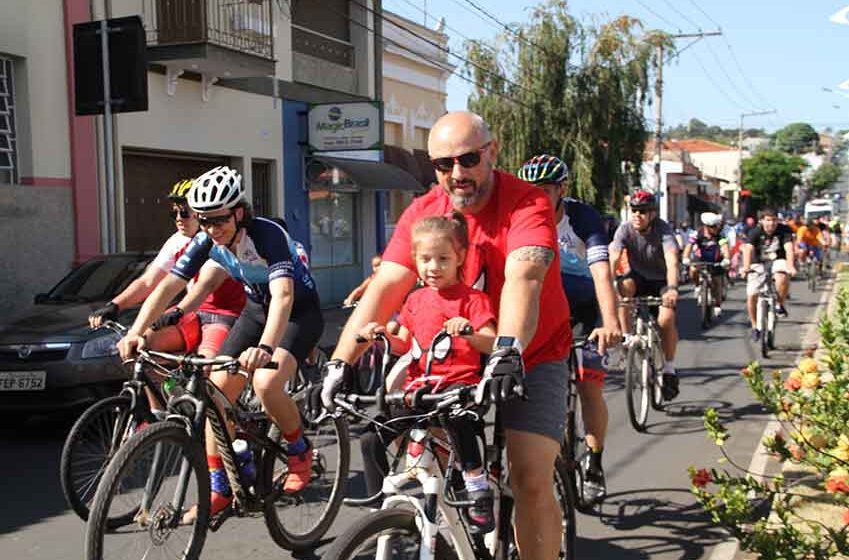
left=691, top=288, right=849, bottom=559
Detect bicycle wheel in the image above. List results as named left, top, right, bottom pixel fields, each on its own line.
left=701, top=277, right=712, bottom=329
left=759, top=299, right=770, bottom=359
left=85, top=421, right=210, bottom=560
left=323, top=508, right=457, bottom=560
left=563, top=397, right=592, bottom=514
left=650, top=359, right=664, bottom=412
left=767, top=306, right=777, bottom=350
left=262, top=409, right=350, bottom=551
left=61, top=395, right=142, bottom=524
left=553, top=456, right=577, bottom=558
left=808, top=262, right=817, bottom=291
left=625, top=343, right=650, bottom=432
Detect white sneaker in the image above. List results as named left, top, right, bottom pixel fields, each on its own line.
left=713, top=306, right=722, bottom=318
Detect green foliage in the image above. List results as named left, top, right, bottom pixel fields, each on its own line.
left=666, top=118, right=765, bottom=145
left=741, top=150, right=807, bottom=208
left=691, top=288, right=849, bottom=559
left=463, top=0, right=663, bottom=209
left=774, top=122, right=820, bottom=155
left=811, top=162, right=843, bottom=197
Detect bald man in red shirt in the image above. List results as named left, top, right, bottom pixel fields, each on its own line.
left=323, top=111, right=572, bottom=559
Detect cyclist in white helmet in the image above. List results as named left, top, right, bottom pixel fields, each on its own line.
left=118, top=165, right=323, bottom=517
left=682, top=212, right=731, bottom=317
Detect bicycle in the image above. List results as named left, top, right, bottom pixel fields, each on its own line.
left=752, top=258, right=779, bottom=359
left=562, top=338, right=608, bottom=513
left=328, top=329, right=576, bottom=559
left=692, top=262, right=724, bottom=329
left=84, top=348, right=350, bottom=560
left=342, top=303, right=392, bottom=395
left=803, top=249, right=821, bottom=292
left=620, top=297, right=666, bottom=433
left=60, top=322, right=167, bottom=525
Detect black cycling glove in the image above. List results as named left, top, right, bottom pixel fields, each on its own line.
left=477, top=347, right=526, bottom=404
left=90, top=301, right=119, bottom=324
left=151, top=307, right=184, bottom=331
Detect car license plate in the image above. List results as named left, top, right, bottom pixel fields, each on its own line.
left=0, top=371, right=47, bottom=391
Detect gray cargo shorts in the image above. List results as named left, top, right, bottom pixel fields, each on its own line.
left=501, top=358, right=569, bottom=443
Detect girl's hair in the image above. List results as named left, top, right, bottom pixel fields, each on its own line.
left=411, top=211, right=470, bottom=254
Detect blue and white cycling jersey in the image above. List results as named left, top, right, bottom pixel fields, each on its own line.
left=558, top=198, right=610, bottom=304
left=172, top=217, right=319, bottom=310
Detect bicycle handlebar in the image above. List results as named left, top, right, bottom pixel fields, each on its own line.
left=618, top=296, right=665, bottom=306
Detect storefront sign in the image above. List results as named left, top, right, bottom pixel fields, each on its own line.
left=308, top=102, right=382, bottom=152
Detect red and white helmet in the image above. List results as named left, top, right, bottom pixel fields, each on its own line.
left=629, top=190, right=657, bottom=210
left=188, top=166, right=244, bottom=212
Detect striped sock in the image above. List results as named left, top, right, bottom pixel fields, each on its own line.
left=284, top=428, right=307, bottom=455
left=208, top=455, right=231, bottom=496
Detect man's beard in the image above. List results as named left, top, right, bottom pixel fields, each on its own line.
left=447, top=178, right=489, bottom=209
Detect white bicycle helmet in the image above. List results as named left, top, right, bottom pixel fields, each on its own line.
left=700, top=212, right=721, bottom=227
left=188, top=166, right=244, bottom=212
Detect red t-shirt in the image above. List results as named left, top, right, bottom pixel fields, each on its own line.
left=398, top=283, right=496, bottom=389
left=174, top=244, right=246, bottom=317
left=383, top=170, right=571, bottom=371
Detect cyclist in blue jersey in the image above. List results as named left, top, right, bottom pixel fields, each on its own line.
left=518, top=154, right=622, bottom=505
left=118, top=166, right=323, bottom=515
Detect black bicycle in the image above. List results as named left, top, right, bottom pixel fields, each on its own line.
left=60, top=322, right=167, bottom=525
left=692, top=262, right=724, bottom=329
left=84, top=348, right=349, bottom=560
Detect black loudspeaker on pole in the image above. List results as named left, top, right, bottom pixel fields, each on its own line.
left=73, top=15, right=148, bottom=116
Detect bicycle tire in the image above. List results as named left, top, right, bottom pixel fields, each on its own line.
left=562, top=401, right=588, bottom=512
left=701, top=276, right=712, bottom=329
left=650, top=358, right=664, bottom=412
left=759, top=300, right=770, bottom=359
left=323, top=508, right=458, bottom=560
left=85, top=421, right=210, bottom=560
left=60, top=394, right=151, bottom=525
left=553, top=456, right=578, bottom=558
left=767, top=307, right=776, bottom=350
left=262, top=411, right=350, bottom=551
left=625, top=343, right=649, bottom=432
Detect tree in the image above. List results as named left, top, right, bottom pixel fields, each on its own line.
left=463, top=0, right=665, bottom=209
left=742, top=149, right=807, bottom=208
left=773, top=122, right=819, bottom=155
left=810, top=161, right=842, bottom=196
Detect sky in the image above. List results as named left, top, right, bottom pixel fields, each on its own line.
left=382, top=0, right=849, bottom=133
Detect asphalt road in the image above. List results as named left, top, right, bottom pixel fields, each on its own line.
left=0, top=272, right=833, bottom=560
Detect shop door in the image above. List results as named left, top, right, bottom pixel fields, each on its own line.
left=123, top=151, right=227, bottom=251
left=309, top=188, right=361, bottom=306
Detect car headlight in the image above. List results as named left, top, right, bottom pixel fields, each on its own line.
left=81, top=332, right=122, bottom=359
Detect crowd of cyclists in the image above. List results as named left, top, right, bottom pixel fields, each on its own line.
left=84, top=110, right=845, bottom=560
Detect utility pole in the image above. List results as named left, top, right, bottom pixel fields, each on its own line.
left=652, top=30, right=722, bottom=220
left=737, top=109, right=777, bottom=212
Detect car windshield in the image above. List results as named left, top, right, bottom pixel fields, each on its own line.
left=45, top=256, right=150, bottom=303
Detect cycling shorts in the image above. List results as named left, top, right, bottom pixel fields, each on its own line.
left=175, top=310, right=236, bottom=357
left=576, top=344, right=605, bottom=386
left=746, top=260, right=787, bottom=297
left=798, top=243, right=822, bottom=262
left=219, top=298, right=324, bottom=365
left=620, top=270, right=666, bottom=297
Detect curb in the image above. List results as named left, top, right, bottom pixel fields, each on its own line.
left=708, top=269, right=839, bottom=560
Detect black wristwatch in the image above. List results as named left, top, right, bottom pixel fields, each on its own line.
left=258, top=343, right=275, bottom=355
left=493, top=336, right=524, bottom=353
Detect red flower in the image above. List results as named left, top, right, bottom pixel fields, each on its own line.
left=692, top=468, right=712, bottom=488
left=826, top=476, right=849, bottom=494
left=789, top=445, right=805, bottom=461
left=741, top=367, right=752, bottom=378
left=843, top=509, right=849, bottom=526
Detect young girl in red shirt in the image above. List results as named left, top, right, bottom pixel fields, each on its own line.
left=358, top=211, right=497, bottom=531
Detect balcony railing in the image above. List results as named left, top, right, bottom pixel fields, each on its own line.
left=143, top=0, right=273, bottom=60
left=292, top=23, right=354, bottom=67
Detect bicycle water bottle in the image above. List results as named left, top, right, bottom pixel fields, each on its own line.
left=233, top=439, right=257, bottom=486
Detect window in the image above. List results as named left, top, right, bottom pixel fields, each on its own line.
left=251, top=160, right=272, bottom=217
left=0, top=57, right=18, bottom=185
left=309, top=190, right=358, bottom=268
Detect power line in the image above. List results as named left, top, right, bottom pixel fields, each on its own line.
left=457, top=0, right=561, bottom=60
left=686, top=0, right=722, bottom=29
left=659, top=0, right=702, bottom=31
left=283, top=3, right=530, bottom=108
left=633, top=0, right=681, bottom=31
left=702, top=41, right=763, bottom=111
left=688, top=47, right=749, bottom=112
left=351, top=0, right=537, bottom=98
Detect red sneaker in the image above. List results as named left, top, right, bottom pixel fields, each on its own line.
left=283, top=447, right=313, bottom=494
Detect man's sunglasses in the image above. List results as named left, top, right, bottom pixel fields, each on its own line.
left=430, top=142, right=491, bottom=173
left=198, top=212, right=233, bottom=227
left=631, top=208, right=653, bottom=215
left=169, top=208, right=192, bottom=219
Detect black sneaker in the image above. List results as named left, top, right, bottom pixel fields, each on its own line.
left=466, top=488, right=495, bottom=534
left=776, top=305, right=788, bottom=318
left=661, top=373, right=679, bottom=401
left=750, top=328, right=761, bottom=342
left=581, top=457, right=607, bottom=506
